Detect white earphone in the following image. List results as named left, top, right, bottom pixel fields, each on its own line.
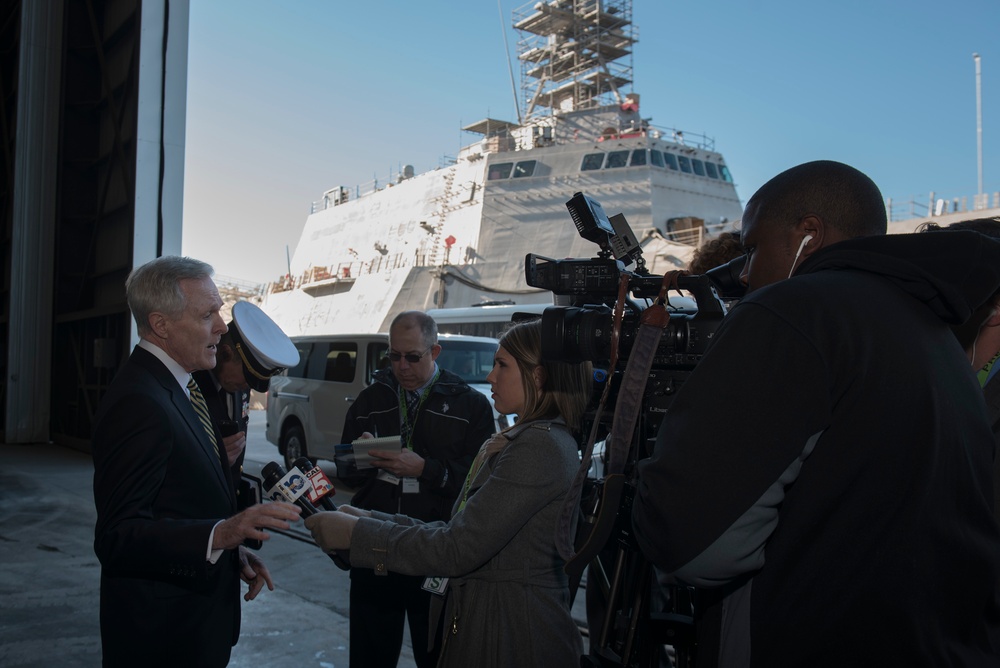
left=787, top=234, right=814, bottom=278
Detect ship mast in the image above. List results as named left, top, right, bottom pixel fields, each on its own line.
left=514, top=0, right=636, bottom=122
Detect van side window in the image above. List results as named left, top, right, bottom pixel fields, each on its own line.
left=287, top=342, right=312, bottom=378
left=306, top=343, right=330, bottom=380
left=368, top=342, right=389, bottom=383
left=324, top=344, right=358, bottom=383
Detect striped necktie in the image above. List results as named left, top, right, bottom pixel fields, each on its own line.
left=187, top=377, right=221, bottom=461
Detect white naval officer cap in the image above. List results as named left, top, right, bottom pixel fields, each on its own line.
left=228, top=301, right=299, bottom=392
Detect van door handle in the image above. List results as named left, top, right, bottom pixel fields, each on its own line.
left=345, top=396, right=356, bottom=402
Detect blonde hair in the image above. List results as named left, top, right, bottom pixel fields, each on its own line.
left=497, top=319, right=592, bottom=431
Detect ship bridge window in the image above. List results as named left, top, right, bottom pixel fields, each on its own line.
left=650, top=150, right=665, bottom=168
left=630, top=149, right=647, bottom=166
left=692, top=159, right=706, bottom=177
left=677, top=155, right=693, bottom=173
left=718, top=165, right=734, bottom=183
left=663, top=152, right=679, bottom=171
left=606, top=150, right=630, bottom=168
left=704, top=162, right=719, bottom=179
left=581, top=153, right=605, bottom=171
left=488, top=163, right=513, bottom=180
left=513, top=160, right=536, bottom=178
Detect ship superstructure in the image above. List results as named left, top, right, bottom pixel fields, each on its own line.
left=262, top=0, right=745, bottom=336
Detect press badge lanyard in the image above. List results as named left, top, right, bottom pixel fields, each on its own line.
left=397, top=369, right=440, bottom=451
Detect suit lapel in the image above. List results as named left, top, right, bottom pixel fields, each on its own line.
left=133, top=348, right=233, bottom=496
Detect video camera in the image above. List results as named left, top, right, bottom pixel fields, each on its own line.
left=525, top=192, right=742, bottom=420
left=525, top=192, right=744, bottom=668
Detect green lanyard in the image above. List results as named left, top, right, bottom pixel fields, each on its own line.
left=457, top=451, right=487, bottom=513
left=978, top=351, right=1000, bottom=388
left=397, top=370, right=440, bottom=451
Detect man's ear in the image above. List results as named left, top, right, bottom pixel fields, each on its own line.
left=796, top=214, right=825, bottom=257
left=429, top=344, right=443, bottom=361
left=148, top=312, right=169, bottom=339
left=985, top=301, right=1000, bottom=327
left=217, top=343, right=235, bottom=363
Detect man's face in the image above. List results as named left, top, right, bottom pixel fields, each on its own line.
left=739, top=201, right=799, bottom=293
left=158, top=276, right=227, bottom=372
left=215, top=345, right=250, bottom=393
left=389, top=323, right=440, bottom=391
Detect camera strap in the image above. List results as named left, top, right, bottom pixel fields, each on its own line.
left=557, top=271, right=682, bottom=565
left=605, top=271, right=680, bottom=475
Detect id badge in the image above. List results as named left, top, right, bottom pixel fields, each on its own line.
left=422, top=576, right=449, bottom=595
left=378, top=470, right=400, bottom=485
left=402, top=477, right=420, bottom=494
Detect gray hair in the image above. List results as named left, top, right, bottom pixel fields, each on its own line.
left=126, top=256, right=214, bottom=336
left=390, top=310, right=438, bottom=348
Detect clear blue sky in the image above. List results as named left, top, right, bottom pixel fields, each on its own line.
left=182, top=0, right=1000, bottom=284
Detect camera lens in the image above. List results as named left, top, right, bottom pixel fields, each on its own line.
left=541, top=306, right=613, bottom=363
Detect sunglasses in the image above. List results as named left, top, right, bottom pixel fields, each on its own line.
left=387, top=347, right=432, bottom=364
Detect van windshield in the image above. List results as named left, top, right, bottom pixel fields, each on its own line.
left=437, top=340, right=498, bottom=385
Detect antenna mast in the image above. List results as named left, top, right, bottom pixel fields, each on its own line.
left=974, top=52, right=983, bottom=200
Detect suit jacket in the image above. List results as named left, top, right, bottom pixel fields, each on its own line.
left=93, top=346, right=239, bottom=667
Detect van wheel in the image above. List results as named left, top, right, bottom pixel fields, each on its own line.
left=281, top=425, right=308, bottom=471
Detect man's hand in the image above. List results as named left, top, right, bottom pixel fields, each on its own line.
left=213, top=502, right=301, bottom=551
left=305, top=511, right=358, bottom=553
left=222, top=431, right=246, bottom=467
left=370, top=449, right=425, bottom=478
left=238, top=545, right=275, bottom=601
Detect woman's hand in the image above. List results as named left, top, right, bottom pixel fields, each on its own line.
left=305, top=510, right=359, bottom=553
left=337, top=504, right=372, bottom=519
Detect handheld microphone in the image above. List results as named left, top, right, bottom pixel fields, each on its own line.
left=261, top=461, right=319, bottom=515
left=263, top=461, right=350, bottom=571
left=292, top=457, right=338, bottom=511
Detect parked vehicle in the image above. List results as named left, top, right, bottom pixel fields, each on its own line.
left=265, top=333, right=508, bottom=476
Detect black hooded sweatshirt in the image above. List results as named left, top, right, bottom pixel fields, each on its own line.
left=634, top=231, right=1000, bottom=666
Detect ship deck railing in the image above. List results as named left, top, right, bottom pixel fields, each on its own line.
left=886, top=190, right=1000, bottom=223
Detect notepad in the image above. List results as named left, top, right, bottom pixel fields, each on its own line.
left=350, top=435, right=402, bottom=470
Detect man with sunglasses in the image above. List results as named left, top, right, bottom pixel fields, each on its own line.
left=339, top=310, right=493, bottom=668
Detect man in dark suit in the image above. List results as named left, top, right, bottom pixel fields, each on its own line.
left=92, top=255, right=301, bottom=667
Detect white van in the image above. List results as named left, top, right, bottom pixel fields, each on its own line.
left=265, top=333, right=505, bottom=471
left=426, top=303, right=551, bottom=339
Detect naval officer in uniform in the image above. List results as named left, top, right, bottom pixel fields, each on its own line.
left=193, top=301, right=299, bottom=487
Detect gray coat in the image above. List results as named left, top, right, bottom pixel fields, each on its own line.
left=349, top=419, right=584, bottom=667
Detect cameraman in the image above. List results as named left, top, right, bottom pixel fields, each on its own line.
left=632, top=160, right=1000, bottom=666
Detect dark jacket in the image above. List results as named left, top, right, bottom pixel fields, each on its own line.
left=93, top=346, right=239, bottom=667
left=342, top=367, right=494, bottom=522
left=633, top=231, right=1000, bottom=666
